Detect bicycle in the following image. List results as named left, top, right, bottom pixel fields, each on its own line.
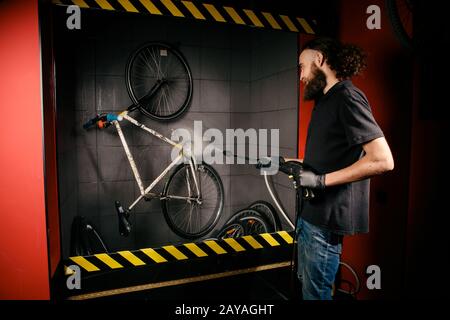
left=83, top=42, right=224, bottom=240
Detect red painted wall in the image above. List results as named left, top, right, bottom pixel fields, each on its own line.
left=0, top=0, right=50, bottom=299
left=299, top=0, right=414, bottom=299
left=40, top=0, right=61, bottom=278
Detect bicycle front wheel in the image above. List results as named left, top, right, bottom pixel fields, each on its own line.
left=162, top=163, right=224, bottom=239
left=126, top=42, right=193, bottom=120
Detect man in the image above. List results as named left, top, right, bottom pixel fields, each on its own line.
left=286, top=37, right=394, bottom=300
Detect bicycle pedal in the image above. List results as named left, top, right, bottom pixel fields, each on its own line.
left=115, top=201, right=131, bottom=237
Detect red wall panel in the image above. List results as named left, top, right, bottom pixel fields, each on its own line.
left=0, top=0, right=50, bottom=299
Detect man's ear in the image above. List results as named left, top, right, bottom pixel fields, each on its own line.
left=316, top=52, right=325, bottom=67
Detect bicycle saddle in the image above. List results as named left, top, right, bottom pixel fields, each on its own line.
left=115, top=201, right=131, bottom=237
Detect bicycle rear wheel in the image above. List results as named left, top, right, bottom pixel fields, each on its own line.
left=126, top=42, right=193, bottom=120
left=162, top=163, right=224, bottom=239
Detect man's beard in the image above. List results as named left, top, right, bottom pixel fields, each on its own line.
left=303, top=65, right=327, bottom=101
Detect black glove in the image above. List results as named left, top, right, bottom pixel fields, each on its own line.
left=298, top=168, right=326, bottom=189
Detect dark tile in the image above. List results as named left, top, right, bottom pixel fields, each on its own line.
left=230, top=162, right=254, bottom=176
left=98, top=214, right=136, bottom=252
left=231, top=50, right=250, bottom=81
left=230, top=26, right=252, bottom=51
left=220, top=174, right=231, bottom=208
left=189, top=79, right=201, bottom=111
left=199, top=80, right=230, bottom=112
left=95, top=40, right=136, bottom=76
left=250, top=80, right=262, bottom=112
left=251, top=49, right=263, bottom=81
left=132, top=15, right=168, bottom=43
left=202, top=25, right=231, bottom=49
left=74, top=74, right=95, bottom=111
left=230, top=174, right=264, bottom=207
left=132, top=145, right=171, bottom=181
left=78, top=182, right=98, bottom=219
left=98, top=181, right=135, bottom=217
left=60, top=193, right=78, bottom=258
left=230, top=112, right=259, bottom=130
left=179, top=45, right=201, bottom=80
left=166, top=19, right=203, bottom=47
left=276, top=32, right=298, bottom=71
left=75, top=109, right=97, bottom=147
left=200, top=47, right=231, bottom=80
left=260, top=75, right=279, bottom=111
left=259, top=110, right=280, bottom=130
left=97, top=146, right=133, bottom=181
left=76, top=146, right=98, bottom=183
left=230, top=81, right=250, bottom=112
left=278, top=109, right=298, bottom=149
left=135, top=212, right=172, bottom=248
left=96, top=76, right=132, bottom=111
left=278, top=68, right=298, bottom=109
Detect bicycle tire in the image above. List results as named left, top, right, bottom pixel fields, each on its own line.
left=386, top=0, right=414, bottom=50
left=248, top=200, right=281, bottom=232
left=162, top=162, right=224, bottom=239
left=217, top=222, right=245, bottom=239
left=224, top=208, right=270, bottom=235
left=126, top=42, right=193, bottom=121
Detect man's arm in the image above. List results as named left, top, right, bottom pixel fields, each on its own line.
left=325, top=137, right=394, bottom=187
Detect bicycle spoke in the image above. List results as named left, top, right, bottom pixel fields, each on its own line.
left=163, top=163, right=223, bottom=238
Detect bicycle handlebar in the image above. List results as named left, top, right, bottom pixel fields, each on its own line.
left=83, top=113, right=123, bottom=129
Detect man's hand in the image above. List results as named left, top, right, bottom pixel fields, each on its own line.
left=299, top=168, right=326, bottom=189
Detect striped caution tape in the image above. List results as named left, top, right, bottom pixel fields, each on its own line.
left=52, top=0, right=316, bottom=34
left=65, top=230, right=294, bottom=272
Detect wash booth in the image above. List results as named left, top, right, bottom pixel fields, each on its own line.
left=43, top=0, right=322, bottom=300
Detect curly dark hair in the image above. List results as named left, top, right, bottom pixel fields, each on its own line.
left=302, top=37, right=367, bottom=79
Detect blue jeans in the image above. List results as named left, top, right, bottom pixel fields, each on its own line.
left=296, top=217, right=343, bottom=300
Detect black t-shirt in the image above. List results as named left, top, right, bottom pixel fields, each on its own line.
left=301, top=80, right=384, bottom=235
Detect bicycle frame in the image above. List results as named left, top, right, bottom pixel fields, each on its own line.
left=112, top=111, right=201, bottom=211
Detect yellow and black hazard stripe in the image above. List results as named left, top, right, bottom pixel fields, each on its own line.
left=65, top=230, right=294, bottom=273
left=52, top=0, right=316, bottom=34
